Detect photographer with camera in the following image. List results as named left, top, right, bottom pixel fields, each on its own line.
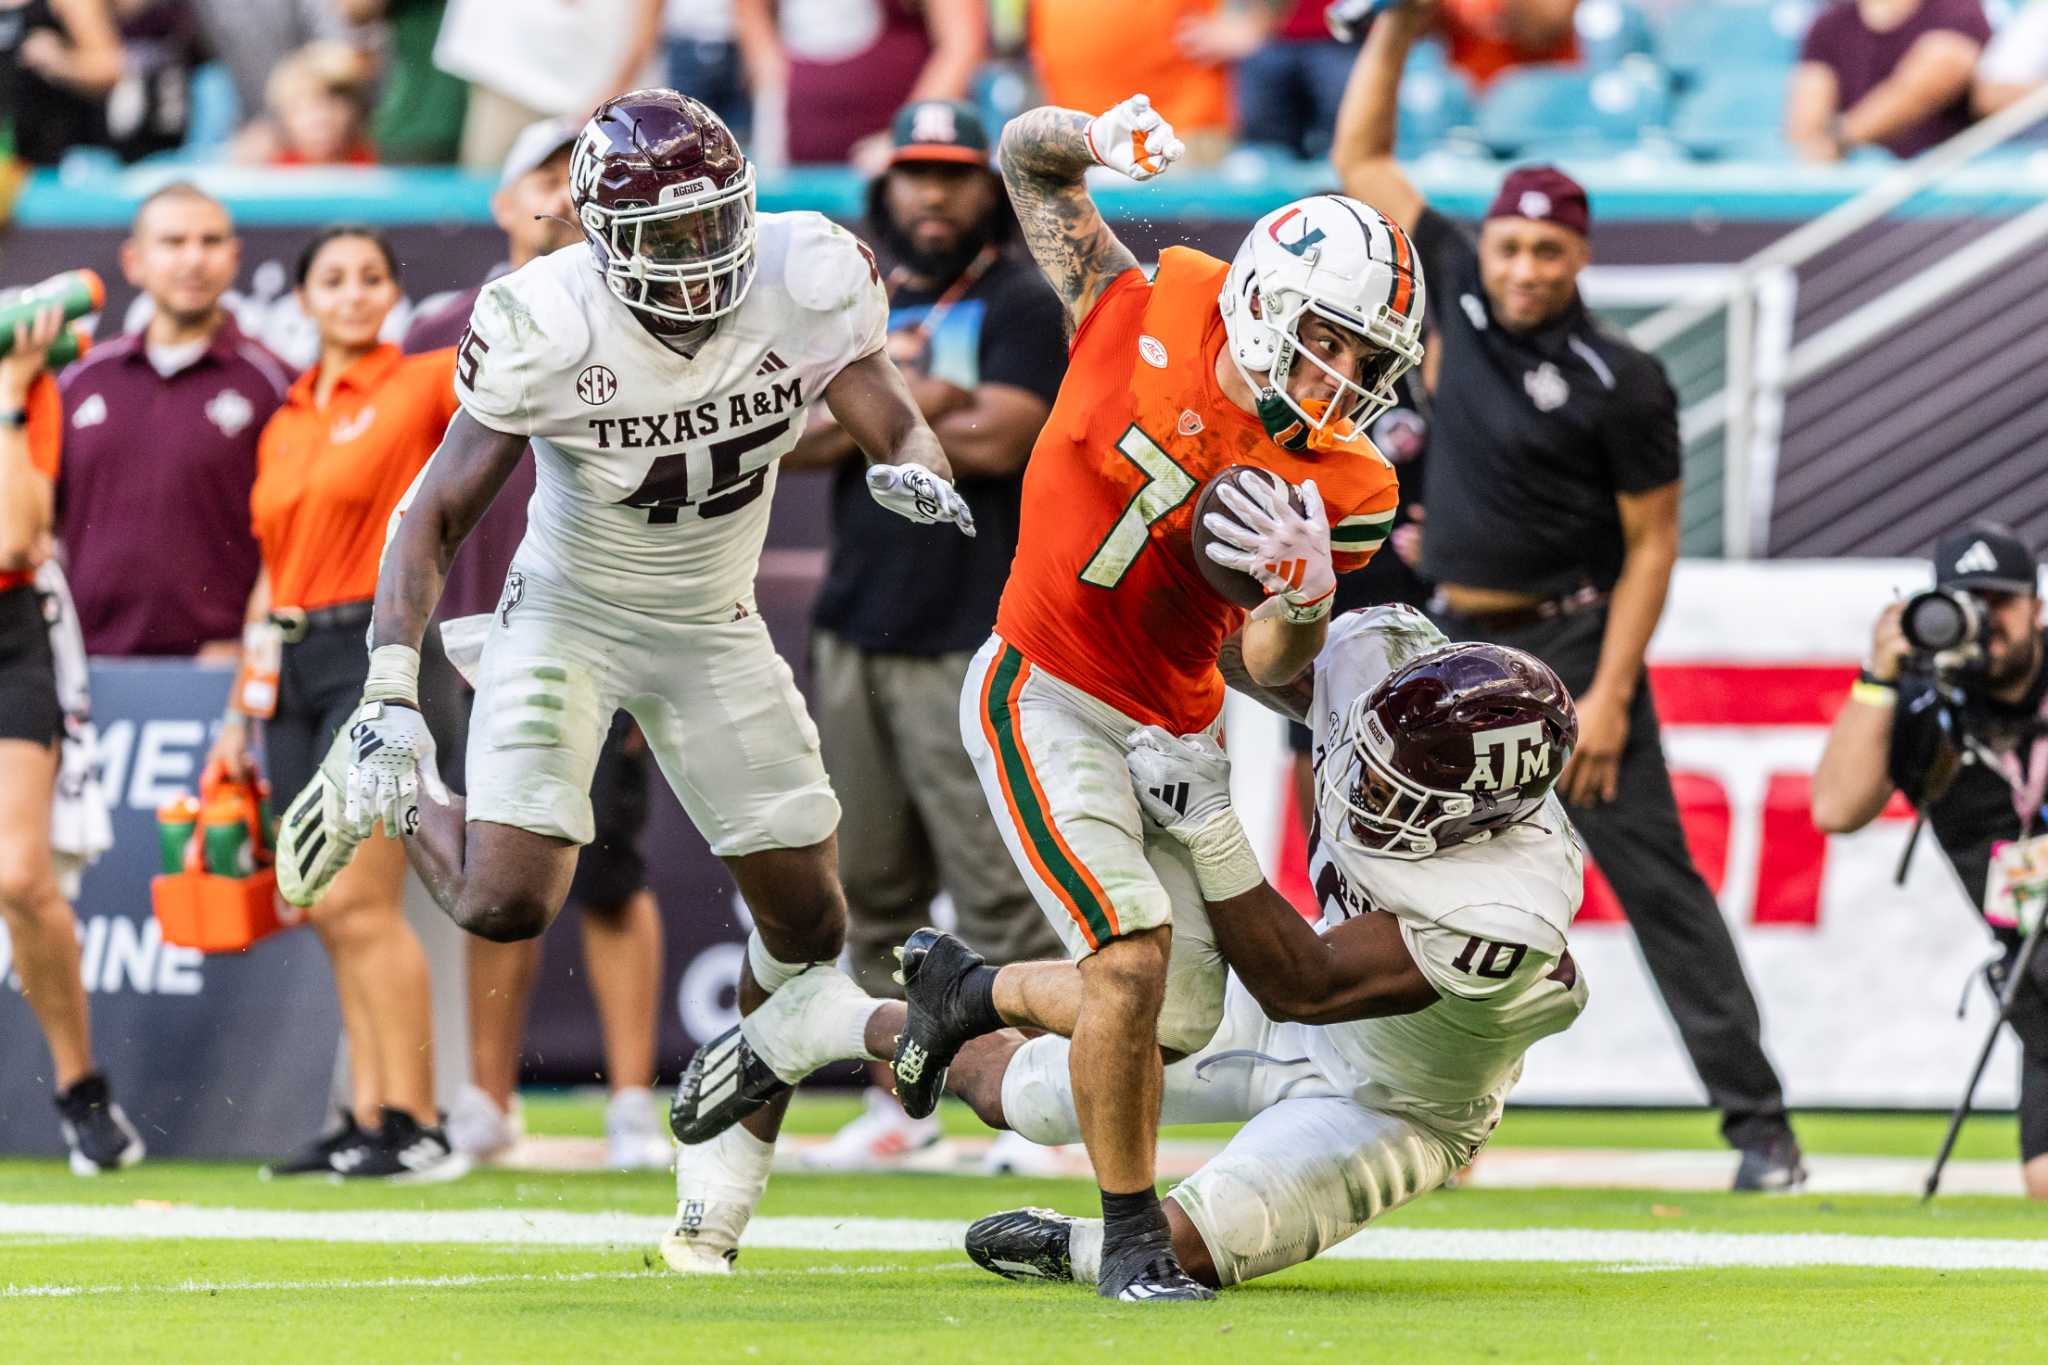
left=1812, top=521, right=2048, bottom=1198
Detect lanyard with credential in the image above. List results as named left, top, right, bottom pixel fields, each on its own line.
left=888, top=245, right=1001, bottom=346
left=1992, top=714, right=2048, bottom=837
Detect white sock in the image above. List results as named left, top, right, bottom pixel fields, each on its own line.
left=674, top=1122, right=774, bottom=1204
left=1069, top=1217, right=1105, bottom=1285
left=747, top=930, right=822, bottom=994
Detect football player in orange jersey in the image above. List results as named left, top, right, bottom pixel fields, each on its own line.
left=891, top=94, right=1429, bottom=1301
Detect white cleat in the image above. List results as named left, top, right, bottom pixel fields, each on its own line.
left=662, top=1124, right=772, bottom=1275
left=274, top=724, right=364, bottom=907
left=981, top=1128, right=1087, bottom=1179
left=606, top=1086, right=674, bottom=1170
left=800, top=1088, right=940, bottom=1172
left=445, top=1085, right=523, bottom=1162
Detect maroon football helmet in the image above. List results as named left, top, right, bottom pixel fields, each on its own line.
left=570, top=88, right=756, bottom=325
left=1319, top=642, right=1577, bottom=859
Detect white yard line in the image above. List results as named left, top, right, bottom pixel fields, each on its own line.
left=4, top=1205, right=2048, bottom=1274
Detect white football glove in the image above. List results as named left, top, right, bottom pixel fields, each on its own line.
left=1327, top=0, right=1411, bottom=43
left=342, top=699, right=449, bottom=839
left=1126, top=725, right=1235, bottom=839
left=1202, top=474, right=1337, bottom=623
left=1084, top=94, right=1185, bottom=183
left=866, top=463, right=977, bottom=537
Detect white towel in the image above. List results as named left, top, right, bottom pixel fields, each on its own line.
left=36, top=561, right=112, bottom=896
left=437, top=613, right=492, bottom=688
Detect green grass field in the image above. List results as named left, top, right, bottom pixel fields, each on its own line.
left=4, top=1099, right=2044, bottom=1363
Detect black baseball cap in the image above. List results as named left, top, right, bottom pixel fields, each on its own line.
left=1933, top=521, right=2039, bottom=594
left=886, top=99, right=992, bottom=168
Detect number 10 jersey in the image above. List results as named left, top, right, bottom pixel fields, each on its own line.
left=453, top=211, right=888, bottom=619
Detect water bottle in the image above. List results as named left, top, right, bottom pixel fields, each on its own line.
left=42, top=324, right=91, bottom=370
left=156, top=796, right=201, bottom=875
left=0, top=271, right=105, bottom=355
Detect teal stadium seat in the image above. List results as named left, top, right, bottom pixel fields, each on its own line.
left=1475, top=65, right=1670, bottom=156
left=1573, top=0, right=1656, bottom=70
left=1657, top=1, right=1815, bottom=92
left=1669, top=68, right=1793, bottom=159
left=1396, top=61, right=1476, bottom=157
left=184, top=63, right=239, bottom=152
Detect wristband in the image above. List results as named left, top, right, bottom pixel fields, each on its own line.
left=1179, top=808, right=1266, bottom=902
left=363, top=644, right=422, bottom=704
left=1857, top=667, right=1897, bottom=688
left=1850, top=680, right=1897, bottom=708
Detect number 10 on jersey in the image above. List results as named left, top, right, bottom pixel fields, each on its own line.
left=1080, top=424, right=1196, bottom=588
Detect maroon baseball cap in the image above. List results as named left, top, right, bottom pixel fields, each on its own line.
left=1484, top=165, right=1591, bottom=237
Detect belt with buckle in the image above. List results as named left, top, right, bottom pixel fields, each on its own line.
left=1432, top=584, right=1610, bottom=633
left=270, top=599, right=374, bottom=644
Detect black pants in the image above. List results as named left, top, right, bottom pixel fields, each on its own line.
left=1435, top=603, right=1793, bottom=1149
left=0, top=585, right=61, bottom=747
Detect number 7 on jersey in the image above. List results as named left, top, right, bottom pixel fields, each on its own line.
left=1079, top=424, right=1196, bottom=588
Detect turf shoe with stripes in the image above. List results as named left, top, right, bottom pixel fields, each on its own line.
left=274, top=724, right=363, bottom=907
left=330, top=1108, right=469, bottom=1183
left=965, top=1207, right=1080, bottom=1283
left=55, top=1073, right=145, bottom=1176
left=889, top=928, right=1000, bottom=1121
left=262, top=1109, right=367, bottom=1178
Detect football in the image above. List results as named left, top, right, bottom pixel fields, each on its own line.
left=1191, top=464, right=1306, bottom=609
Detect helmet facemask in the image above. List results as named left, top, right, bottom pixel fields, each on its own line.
left=581, top=163, right=758, bottom=324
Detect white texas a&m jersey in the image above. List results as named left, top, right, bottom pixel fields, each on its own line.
left=453, top=211, right=888, bottom=617
left=1302, top=607, right=1588, bottom=1150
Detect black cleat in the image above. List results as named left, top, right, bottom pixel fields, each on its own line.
left=55, top=1074, right=144, bottom=1176
left=330, top=1109, right=469, bottom=1183
left=671, top=1021, right=791, bottom=1146
left=1732, top=1134, right=1808, bottom=1193
left=890, top=928, right=992, bottom=1120
left=1098, top=1230, right=1215, bottom=1303
left=262, top=1109, right=366, bottom=1179
left=966, top=1207, right=1080, bottom=1283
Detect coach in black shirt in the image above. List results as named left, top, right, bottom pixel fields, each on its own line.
left=787, top=99, right=1068, bottom=1163
left=1332, top=2, right=1804, bottom=1191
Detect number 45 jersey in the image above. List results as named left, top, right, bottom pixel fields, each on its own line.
left=994, top=246, right=1403, bottom=735
left=1303, top=607, right=1589, bottom=1148
left=454, top=211, right=887, bottom=618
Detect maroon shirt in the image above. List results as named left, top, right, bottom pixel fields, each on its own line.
left=788, top=0, right=931, bottom=164
left=402, top=277, right=535, bottom=621
left=1800, top=0, right=1991, bottom=158
left=57, top=318, right=291, bottom=655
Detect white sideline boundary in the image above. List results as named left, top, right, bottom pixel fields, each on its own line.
left=4, top=1204, right=2048, bottom=1274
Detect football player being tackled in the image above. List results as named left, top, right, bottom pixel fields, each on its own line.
left=712, top=606, right=1590, bottom=1293
left=675, top=93, right=1428, bottom=1301
left=268, top=91, right=976, bottom=1274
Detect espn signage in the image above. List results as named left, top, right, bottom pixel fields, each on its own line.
left=1242, top=560, right=2023, bottom=1109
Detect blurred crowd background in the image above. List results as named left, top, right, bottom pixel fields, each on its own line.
left=5, top=0, right=2048, bottom=185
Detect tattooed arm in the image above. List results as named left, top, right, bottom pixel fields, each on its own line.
left=999, top=95, right=1181, bottom=330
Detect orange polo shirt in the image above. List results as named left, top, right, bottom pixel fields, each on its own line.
left=251, top=344, right=458, bottom=612
left=1, top=373, right=63, bottom=594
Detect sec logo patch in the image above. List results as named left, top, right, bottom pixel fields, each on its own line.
left=1138, top=334, right=1168, bottom=368
left=577, top=364, right=618, bottom=405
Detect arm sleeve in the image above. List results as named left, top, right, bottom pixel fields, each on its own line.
left=1398, top=908, right=1560, bottom=1002
left=1410, top=208, right=1478, bottom=323
left=452, top=284, right=533, bottom=437
left=977, top=270, right=1069, bottom=405
left=1601, top=355, right=1683, bottom=494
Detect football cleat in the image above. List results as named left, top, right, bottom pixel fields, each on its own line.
left=1097, top=1236, right=1216, bottom=1303
left=275, top=724, right=363, bottom=907
left=662, top=1127, right=771, bottom=1275
left=889, top=928, right=992, bottom=1120
left=965, top=1207, right=1080, bottom=1284
left=800, top=1088, right=941, bottom=1172
left=671, top=1023, right=789, bottom=1146
left=331, top=1109, right=470, bottom=1183
left=55, top=1074, right=144, bottom=1176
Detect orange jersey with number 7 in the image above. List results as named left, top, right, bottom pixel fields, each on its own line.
left=994, top=246, right=1401, bottom=734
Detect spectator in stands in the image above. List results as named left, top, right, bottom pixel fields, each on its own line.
left=1225, top=1, right=1354, bottom=160
left=402, top=119, right=675, bottom=1171
left=0, top=303, right=145, bottom=1176
left=208, top=226, right=466, bottom=1181
left=1, top=0, right=122, bottom=165
left=1334, top=2, right=1809, bottom=1191
left=434, top=0, right=663, bottom=173
left=736, top=0, right=985, bottom=167
left=1029, top=0, right=1238, bottom=162
left=1973, top=0, right=2048, bottom=118
left=1437, top=0, right=1576, bottom=86
left=1788, top=0, right=1991, bottom=160
left=191, top=0, right=368, bottom=143
left=667, top=0, right=748, bottom=140
left=343, top=0, right=467, bottom=165
left=58, top=183, right=289, bottom=660
left=236, top=39, right=377, bottom=165
left=785, top=99, right=1068, bottom=1172
left=98, top=0, right=202, bottom=162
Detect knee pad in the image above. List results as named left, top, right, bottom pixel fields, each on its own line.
left=999, top=1034, right=1083, bottom=1146
left=763, top=782, right=841, bottom=851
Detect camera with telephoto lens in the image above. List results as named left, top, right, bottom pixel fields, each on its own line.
left=1899, top=588, right=1986, bottom=657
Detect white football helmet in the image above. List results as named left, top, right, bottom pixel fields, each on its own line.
left=1219, top=194, right=1426, bottom=453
